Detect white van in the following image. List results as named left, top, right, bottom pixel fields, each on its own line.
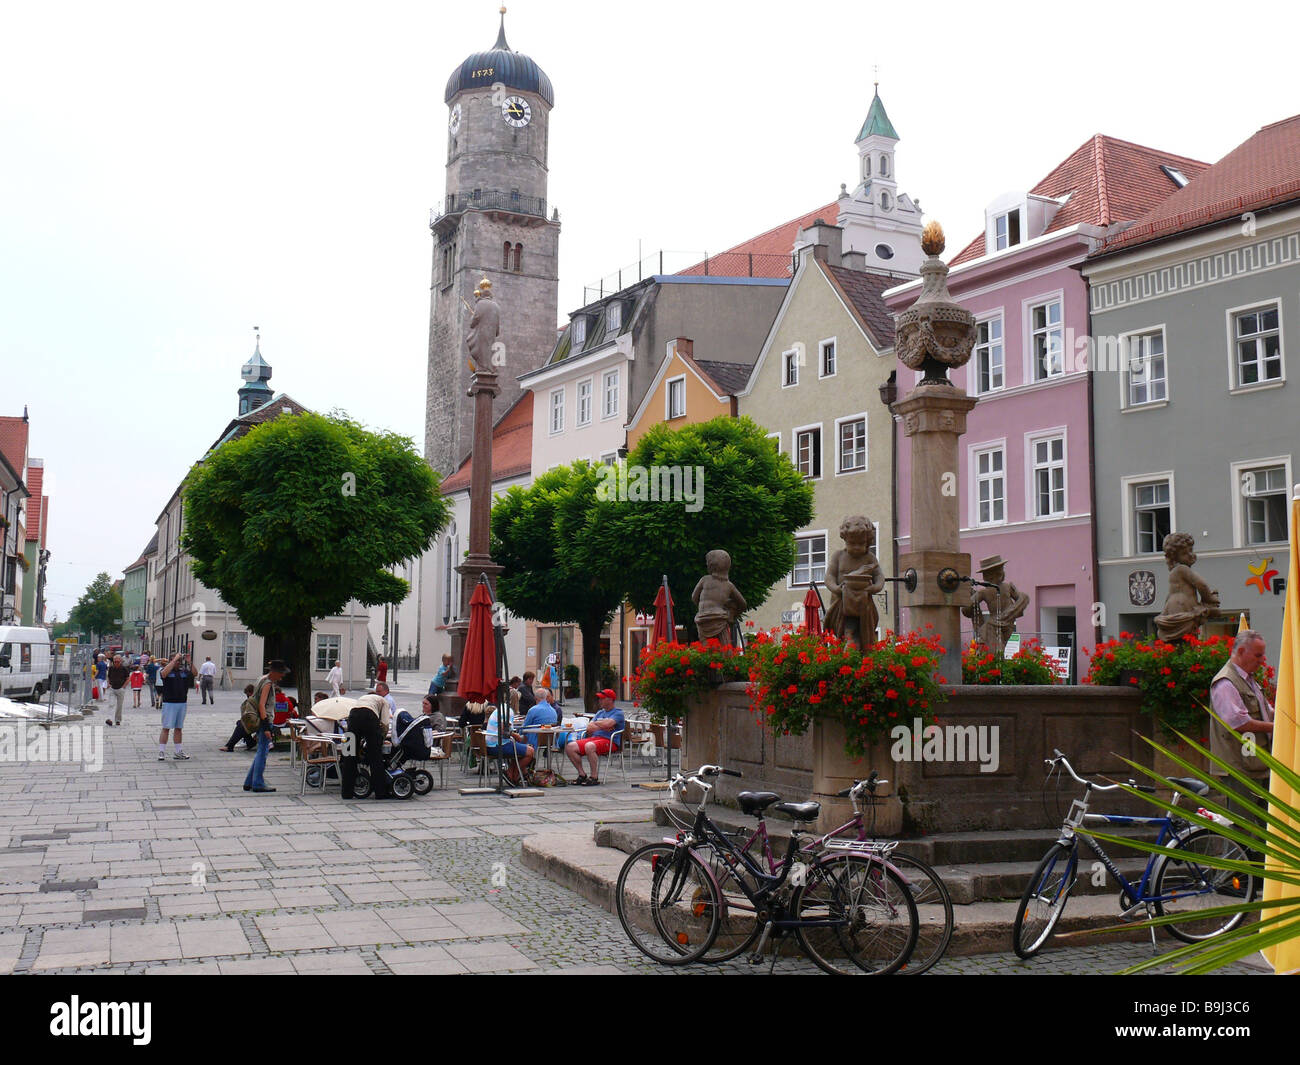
left=0, top=626, right=53, bottom=700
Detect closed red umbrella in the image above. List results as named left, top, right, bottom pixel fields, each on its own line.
left=803, top=585, right=824, bottom=634
left=650, top=576, right=676, bottom=648
left=459, top=577, right=500, bottom=704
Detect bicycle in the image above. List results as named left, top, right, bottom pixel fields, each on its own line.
left=1012, top=749, right=1257, bottom=959
left=667, top=771, right=953, bottom=973
left=615, top=765, right=919, bottom=974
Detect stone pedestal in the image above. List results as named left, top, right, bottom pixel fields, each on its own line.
left=893, top=386, right=977, bottom=683
left=811, top=720, right=905, bottom=837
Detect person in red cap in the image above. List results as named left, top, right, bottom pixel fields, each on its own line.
left=565, top=688, right=625, bottom=786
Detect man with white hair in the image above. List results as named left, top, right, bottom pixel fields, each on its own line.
left=1209, top=628, right=1274, bottom=829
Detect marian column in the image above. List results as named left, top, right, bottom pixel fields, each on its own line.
left=892, top=222, right=978, bottom=684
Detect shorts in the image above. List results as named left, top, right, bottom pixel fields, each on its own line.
left=572, top=736, right=614, bottom=756
left=161, top=702, right=189, bottom=729
left=487, top=741, right=531, bottom=759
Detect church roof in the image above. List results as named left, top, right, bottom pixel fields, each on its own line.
left=440, top=391, right=533, bottom=494
left=445, top=12, right=554, bottom=107
left=856, top=91, right=898, bottom=142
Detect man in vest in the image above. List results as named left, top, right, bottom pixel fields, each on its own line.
left=1208, top=628, right=1274, bottom=829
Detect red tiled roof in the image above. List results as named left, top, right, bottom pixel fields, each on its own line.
left=823, top=263, right=897, bottom=348
left=440, top=392, right=534, bottom=495
left=678, top=202, right=839, bottom=277
left=0, top=416, right=29, bottom=485
left=25, top=465, right=43, bottom=548
left=949, top=135, right=1209, bottom=266
left=1095, top=114, right=1300, bottom=255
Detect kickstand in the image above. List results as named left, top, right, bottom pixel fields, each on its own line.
left=1145, top=903, right=1159, bottom=952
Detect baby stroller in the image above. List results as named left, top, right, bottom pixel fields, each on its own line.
left=351, top=713, right=435, bottom=799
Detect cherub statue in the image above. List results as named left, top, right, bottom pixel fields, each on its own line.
left=963, top=554, right=1030, bottom=655
left=823, top=516, right=884, bottom=649
left=1154, top=532, right=1220, bottom=641
left=465, top=277, right=500, bottom=372
left=692, top=550, right=747, bottom=645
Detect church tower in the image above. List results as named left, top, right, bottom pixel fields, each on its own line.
left=425, top=8, right=560, bottom=475
left=836, top=87, right=923, bottom=274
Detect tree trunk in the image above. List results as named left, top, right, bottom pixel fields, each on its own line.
left=292, top=619, right=314, bottom=709
left=580, top=617, right=603, bottom=714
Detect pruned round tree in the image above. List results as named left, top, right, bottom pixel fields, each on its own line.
left=181, top=412, right=449, bottom=700
left=593, top=415, right=814, bottom=635
left=490, top=462, right=624, bottom=712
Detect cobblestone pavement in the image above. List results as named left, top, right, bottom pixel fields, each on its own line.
left=0, top=690, right=1259, bottom=976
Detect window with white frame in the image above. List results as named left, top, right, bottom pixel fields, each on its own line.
left=791, top=534, right=827, bottom=587
left=666, top=376, right=686, bottom=419
left=571, top=317, right=587, bottom=348
left=974, top=447, right=1005, bottom=525
left=974, top=316, right=1004, bottom=394
left=1031, top=435, right=1065, bottom=517
left=995, top=209, right=1021, bottom=251
left=315, top=634, right=341, bottom=672
left=837, top=416, right=866, bottom=473
left=222, top=631, right=247, bottom=670
left=600, top=452, right=618, bottom=466
left=549, top=388, right=565, bottom=434
left=1233, top=305, right=1282, bottom=387
left=606, top=302, right=622, bottom=332
left=820, top=339, right=836, bottom=378
left=1133, top=480, right=1171, bottom=554
left=602, top=369, right=619, bottom=418
left=1125, top=330, right=1167, bottom=406
left=783, top=348, right=799, bottom=387
left=795, top=426, right=822, bottom=479
left=1031, top=299, right=1064, bottom=380
left=1241, top=464, right=1288, bottom=545
left=576, top=379, right=592, bottom=426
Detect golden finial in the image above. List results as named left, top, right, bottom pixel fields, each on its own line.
left=921, top=220, right=945, bottom=257
left=500, top=4, right=507, bottom=13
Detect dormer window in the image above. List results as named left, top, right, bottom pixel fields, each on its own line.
left=879, top=155, right=890, bottom=178
left=572, top=316, right=587, bottom=347
left=606, top=302, right=622, bottom=332
left=995, top=209, right=1021, bottom=251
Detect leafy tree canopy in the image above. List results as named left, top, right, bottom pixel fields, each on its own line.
left=68, top=572, right=122, bottom=641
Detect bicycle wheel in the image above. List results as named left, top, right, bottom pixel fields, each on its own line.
left=888, top=854, right=954, bottom=975
left=614, top=844, right=721, bottom=965
left=1154, top=827, right=1256, bottom=942
left=1013, top=843, right=1075, bottom=958
left=794, top=854, right=919, bottom=975
left=694, top=843, right=764, bottom=963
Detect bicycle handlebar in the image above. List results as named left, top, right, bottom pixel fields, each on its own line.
left=836, top=771, right=887, bottom=799
left=1045, top=749, right=1155, bottom=793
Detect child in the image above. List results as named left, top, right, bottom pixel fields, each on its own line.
left=691, top=549, right=747, bottom=644
left=1154, top=532, right=1220, bottom=641
left=823, top=515, right=884, bottom=649
left=129, top=663, right=145, bottom=707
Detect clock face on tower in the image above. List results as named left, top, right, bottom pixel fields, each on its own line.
left=448, top=103, right=462, bottom=134
left=501, top=95, right=532, bottom=127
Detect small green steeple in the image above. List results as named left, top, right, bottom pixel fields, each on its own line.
left=856, top=87, right=899, bottom=142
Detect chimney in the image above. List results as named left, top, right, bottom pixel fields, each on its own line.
left=797, top=219, right=843, bottom=267
left=841, top=249, right=869, bottom=271
left=671, top=337, right=693, bottom=360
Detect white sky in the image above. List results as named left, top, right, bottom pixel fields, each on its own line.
left=3, top=0, right=1297, bottom=620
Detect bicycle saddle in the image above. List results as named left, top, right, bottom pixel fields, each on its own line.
left=1167, top=776, right=1211, bottom=796
left=737, top=791, right=782, bottom=816
left=775, top=801, right=821, bottom=823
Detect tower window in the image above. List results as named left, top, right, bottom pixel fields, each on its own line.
left=880, top=191, right=892, bottom=211
left=879, top=155, right=890, bottom=178
left=875, top=243, right=895, bottom=260
left=472, top=188, right=481, bottom=201
left=862, top=156, right=871, bottom=179
left=511, top=188, right=520, bottom=202
left=513, top=243, right=522, bottom=273
left=503, top=242, right=511, bottom=270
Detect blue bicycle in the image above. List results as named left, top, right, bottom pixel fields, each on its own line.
left=1013, top=750, right=1256, bottom=958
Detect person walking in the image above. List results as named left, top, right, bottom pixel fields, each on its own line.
left=158, top=651, right=195, bottom=761
left=143, top=654, right=160, bottom=707
left=106, top=654, right=130, bottom=726
left=94, top=654, right=108, bottom=703
left=129, top=662, right=145, bottom=708
left=326, top=659, right=343, bottom=698
left=243, top=661, right=286, bottom=793
left=198, top=656, right=217, bottom=704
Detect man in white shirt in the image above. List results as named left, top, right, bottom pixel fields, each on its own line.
left=198, top=656, right=217, bottom=704
left=327, top=659, right=343, bottom=698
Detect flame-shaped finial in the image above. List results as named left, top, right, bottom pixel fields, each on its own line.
left=921, top=220, right=945, bottom=257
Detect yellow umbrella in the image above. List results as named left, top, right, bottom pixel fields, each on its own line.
left=1239, top=612, right=1249, bottom=635
left=1264, top=487, right=1300, bottom=972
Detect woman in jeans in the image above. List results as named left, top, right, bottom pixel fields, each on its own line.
left=243, top=661, right=287, bottom=793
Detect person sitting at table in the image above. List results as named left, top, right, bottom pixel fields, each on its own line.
left=518, top=685, right=559, bottom=734
left=564, top=688, right=625, bottom=787
left=458, top=698, right=487, bottom=730
left=483, top=702, right=534, bottom=786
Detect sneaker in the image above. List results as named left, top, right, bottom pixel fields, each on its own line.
left=158, top=751, right=166, bottom=760
left=173, top=752, right=191, bottom=761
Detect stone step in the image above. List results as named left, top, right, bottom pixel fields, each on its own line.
left=597, top=821, right=1154, bottom=904
left=521, top=830, right=1154, bottom=958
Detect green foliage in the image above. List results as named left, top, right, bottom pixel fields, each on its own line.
left=590, top=416, right=814, bottom=634
left=182, top=412, right=448, bottom=636
left=68, top=572, right=122, bottom=641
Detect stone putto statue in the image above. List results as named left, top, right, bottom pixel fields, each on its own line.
left=692, top=549, right=747, bottom=645
left=465, top=277, right=500, bottom=372
left=1154, top=532, right=1220, bottom=641
left=963, top=554, right=1030, bottom=655
left=823, top=515, right=884, bottom=649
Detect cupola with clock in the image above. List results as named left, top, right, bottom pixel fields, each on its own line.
left=835, top=84, right=924, bottom=276
left=424, top=7, right=561, bottom=478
